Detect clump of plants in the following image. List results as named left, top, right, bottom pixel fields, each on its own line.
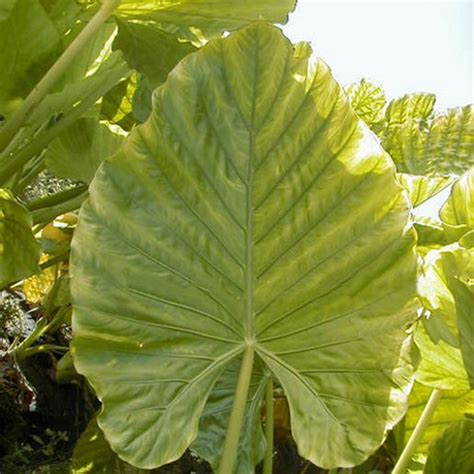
left=0, top=1, right=472, bottom=473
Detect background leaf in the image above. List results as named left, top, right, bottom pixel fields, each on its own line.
left=0, top=0, right=63, bottom=118
left=346, top=78, right=386, bottom=129
left=72, top=417, right=146, bottom=473
left=397, top=173, right=452, bottom=208
left=440, top=168, right=474, bottom=242
left=113, top=19, right=196, bottom=89
left=416, top=244, right=473, bottom=390
left=45, top=118, right=124, bottom=183
left=423, top=417, right=474, bottom=474
left=382, top=102, right=473, bottom=177
left=0, top=188, right=41, bottom=287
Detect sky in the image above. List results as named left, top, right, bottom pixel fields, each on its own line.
left=283, top=1, right=473, bottom=111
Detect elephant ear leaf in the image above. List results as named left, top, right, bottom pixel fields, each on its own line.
left=114, top=0, right=296, bottom=36
left=71, top=23, right=417, bottom=470
left=0, top=189, right=41, bottom=288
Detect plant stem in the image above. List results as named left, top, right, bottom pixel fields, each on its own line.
left=27, top=185, right=88, bottom=225
left=27, top=184, right=88, bottom=212
left=20, top=344, right=68, bottom=359
left=263, top=378, right=274, bottom=474
left=218, top=345, right=255, bottom=474
left=13, top=305, right=69, bottom=361
left=0, top=0, right=121, bottom=153
left=392, top=389, right=442, bottom=474
left=40, top=252, right=70, bottom=271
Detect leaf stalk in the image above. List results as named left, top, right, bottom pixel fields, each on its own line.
left=218, top=345, right=255, bottom=474
left=392, top=388, right=442, bottom=474
left=263, top=377, right=274, bottom=474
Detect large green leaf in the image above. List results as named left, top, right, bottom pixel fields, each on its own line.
left=81, top=0, right=296, bottom=37
left=0, top=189, right=41, bottom=287
left=71, top=23, right=417, bottom=470
left=45, top=118, right=124, bottom=183
left=439, top=168, right=474, bottom=242
left=424, top=416, right=474, bottom=474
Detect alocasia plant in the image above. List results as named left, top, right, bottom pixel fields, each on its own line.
left=2, top=1, right=469, bottom=471
left=71, top=23, right=417, bottom=471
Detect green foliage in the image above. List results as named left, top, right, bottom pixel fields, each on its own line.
left=347, top=86, right=472, bottom=209
left=71, top=23, right=417, bottom=470
left=114, top=19, right=197, bottom=89
left=413, top=217, right=448, bottom=249
left=0, top=0, right=64, bottom=118
left=0, top=189, right=40, bottom=287
left=397, top=173, right=453, bottom=208
left=24, top=49, right=130, bottom=132
left=382, top=99, right=473, bottom=177
left=80, top=0, right=297, bottom=39
left=402, top=383, right=474, bottom=455
left=72, top=417, right=145, bottom=473
left=346, top=78, right=386, bottom=129
left=0, top=0, right=16, bottom=22
left=416, top=242, right=473, bottom=390
left=0, top=0, right=471, bottom=471
left=100, top=73, right=137, bottom=130
left=415, top=170, right=474, bottom=390
left=440, top=168, right=474, bottom=242
left=45, top=118, right=124, bottom=183
left=424, top=416, right=474, bottom=474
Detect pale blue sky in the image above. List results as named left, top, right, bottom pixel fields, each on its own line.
left=283, top=1, right=473, bottom=111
